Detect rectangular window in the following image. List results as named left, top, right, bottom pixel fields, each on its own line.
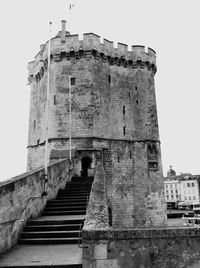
left=192, top=182, right=195, bottom=187
left=166, top=185, right=168, bottom=188
left=171, top=190, right=173, bottom=194
left=70, top=77, right=76, bottom=86
left=189, top=196, right=191, bottom=200
left=123, top=126, right=126, bottom=136
left=54, top=95, right=56, bottom=105
left=123, top=106, right=125, bottom=116
left=176, top=195, right=178, bottom=199
left=193, top=196, right=196, bottom=200
left=166, top=190, right=169, bottom=194
left=171, top=195, right=174, bottom=199
left=175, top=189, right=178, bottom=194
left=148, top=161, right=158, bottom=170
left=33, top=120, right=36, bottom=129
left=170, top=184, right=173, bottom=189
left=108, top=75, right=111, bottom=84
left=185, top=196, right=187, bottom=200
left=187, top=183, right=190, bottom=187
left=166, top=195, right=169, bottom=200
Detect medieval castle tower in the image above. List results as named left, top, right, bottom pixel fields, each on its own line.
left=27, top=20, right=166, bottom=229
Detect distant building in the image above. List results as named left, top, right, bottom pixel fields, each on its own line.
left=164, top=179, right=180, bottom=203
left=179, top=175, right=200, bottom=204
left=164, top=166, right=200, bottom=208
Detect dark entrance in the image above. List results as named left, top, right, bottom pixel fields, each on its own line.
left=81, top=157, right=92, bottom=177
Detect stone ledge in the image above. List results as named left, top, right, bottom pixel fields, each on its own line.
left=82, top=227, right=200, bottom=240
left=0, top=158, right=68, bottom=189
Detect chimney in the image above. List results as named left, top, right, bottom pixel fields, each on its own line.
left=61, top=20, right=66, bottom=42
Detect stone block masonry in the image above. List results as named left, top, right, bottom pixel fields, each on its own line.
left=27, top=28, right=158, bottom=171
left=27, top=22, right=166, bottom=229
left=26, top=22, right=169, bottom=267
left=82, top=228, right=200, bottom=268
left=0, top=158, right=71, bottom=254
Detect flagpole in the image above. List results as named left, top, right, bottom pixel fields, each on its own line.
left=69, top=74, right=72, bottom=163
left=44, top=21, right=52, bottom=175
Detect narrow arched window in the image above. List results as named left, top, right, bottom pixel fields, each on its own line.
left=123, top=126, right=126, bottom=136
left=123, top=106, right=125, bottom=116
left=108, top=207, right=112, bottom=226
left=108, top=74, right=111, bottom=84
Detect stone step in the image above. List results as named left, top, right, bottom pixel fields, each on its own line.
left=21, top=230, right=80, bottom=239
left=60, top=190, right=91, bottom=194
left=27, top=219, right=84, bottom=226
left=59, top=189, right=91, bottom=193
left=24, top=224, right=81, bottom=232
left=0, top=265, right=82, bottom=268
left=18, top=237, right=81, bottom=245
left=71, top=176, right=93, bottom=181
left=59, top=191, right=91, bottom=195
left=58, top=193, right=90, bottom=197
left=44, top=206, right=86, bottom=211
left=41, top=210, right=86, bottom=216
left=56, top=196, right=88, bottom=200
left=65, top=184, right=92, bottom=187
left=65, top=183, right=92, bottom=186
left=46, top=201, right=87, bottom=207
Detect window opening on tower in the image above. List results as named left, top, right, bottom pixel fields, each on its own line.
left=108, top=207, right=112, bottom=226
left=108, top=74, right=111, bottom=84
left=70, top=77, right=76, bottom=86
left=123, top=106, right=125, bottom=116
left=54, top=95, right=56, bottom=105
left=123, top=126, right=126, bottom=136
left=147, top=142, right=158, bottom=171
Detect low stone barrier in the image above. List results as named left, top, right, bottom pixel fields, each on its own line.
left=82, top=228, right=200, bottom=267
left=0, top=158, right=71, bottom=254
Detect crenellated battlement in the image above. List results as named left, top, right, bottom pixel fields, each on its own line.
left=28, top=21, right=157, bottom=83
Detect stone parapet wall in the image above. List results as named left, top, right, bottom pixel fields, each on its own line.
left=0, top=158, right=71, bottom=254
left=28, top=32, right=156, bottom=82
left=84, top=164, right=109, bottom=231
left=82, top=228, right=200, bottom=268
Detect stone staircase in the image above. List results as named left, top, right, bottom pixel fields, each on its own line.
left=0, top=176, right=93, bottom=267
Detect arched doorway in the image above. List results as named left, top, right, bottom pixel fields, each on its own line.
left=81, top=157, right=92, bottom=177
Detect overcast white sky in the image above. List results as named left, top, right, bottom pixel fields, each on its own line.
left=0, top=0, right=199, bottom=181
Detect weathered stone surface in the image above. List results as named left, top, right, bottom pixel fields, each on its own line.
left=82, top=228, right=200, bottom=268
left=83, top=164, right=109, bottom=230
left=27, top=36, right=166, bottom=227
left=0, top=158, right=71, bottom=254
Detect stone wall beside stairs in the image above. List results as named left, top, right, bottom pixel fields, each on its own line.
left=0, top=158, right=72, bottom=254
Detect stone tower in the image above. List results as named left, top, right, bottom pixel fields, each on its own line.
left=27, top=21, right=166, bottom=228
